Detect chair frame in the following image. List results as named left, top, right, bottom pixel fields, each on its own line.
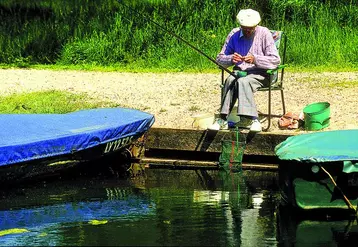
left=258, top=31, right=287, bottom=131
left=221, top=30, right=287, bottom=131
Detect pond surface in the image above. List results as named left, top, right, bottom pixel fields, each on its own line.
left=0, top=165, right=357, bottom=246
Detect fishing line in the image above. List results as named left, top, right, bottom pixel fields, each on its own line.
left=117, top=0, right=239, bottom=79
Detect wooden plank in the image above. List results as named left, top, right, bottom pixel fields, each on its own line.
left=135, top=157, right=279, bottom=171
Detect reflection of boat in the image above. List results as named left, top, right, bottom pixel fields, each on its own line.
left=0, top=192, right=155, bottom=231
left=0, top=108, right=154, bottom=183
left=275, top=129, right=358, bottom=214
left=0, top=182, right=155, bottom=244
left=276, top=205, right=358, bottom=246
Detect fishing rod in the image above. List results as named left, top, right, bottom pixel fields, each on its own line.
left=118, top=0, right=239, bottom=79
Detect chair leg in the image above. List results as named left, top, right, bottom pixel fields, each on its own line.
left=261, top=88, right=285, bottom=132
left=263, top=90, right=272, bottom=132
left=281, top=89, right=286, bottom=115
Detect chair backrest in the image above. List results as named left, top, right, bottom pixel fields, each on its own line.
left=266, top=30, right=286, bottom=87
left=271, top=30, right=282, bottom=48
left=270, top=30, right=286, bottom=66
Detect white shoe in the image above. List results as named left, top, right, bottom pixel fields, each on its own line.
left=250, top=119, right=262, bottom=132
left=208, top=118, right=228, bottom=130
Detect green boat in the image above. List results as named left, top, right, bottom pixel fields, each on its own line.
left=275, top=129, right=358, bottom=215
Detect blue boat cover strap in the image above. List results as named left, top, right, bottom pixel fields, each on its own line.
left=275, top=130, right=358, bottom=169
left=0, top=108, right=155, bottom=167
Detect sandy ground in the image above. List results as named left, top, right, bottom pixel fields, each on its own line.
left=1, top=68, right=357, bottom=133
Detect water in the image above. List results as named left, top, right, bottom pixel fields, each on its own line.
left=0, top=166, right=357, bottom=246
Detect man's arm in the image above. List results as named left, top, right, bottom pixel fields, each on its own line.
left=253, top=28, right=281, bottom=69
left=216, top=28, right=241, bottom=68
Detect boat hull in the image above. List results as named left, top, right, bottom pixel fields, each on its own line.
left=279, top=160, right=358, bottom=213
left=0, top=132, right=145, bottom=184
left=0, top=107, right=154, bottom=184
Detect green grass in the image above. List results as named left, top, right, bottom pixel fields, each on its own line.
left=0, top=0, right=357, bottom=71
left=1, top=63, right=358, bottom=73
left=285, top=66, right=358, bottom=73
left=0, top=63, right=223, bottom=73
left=0, top=90, right=117, bottom=114
left=322, top=80, right=358, bottom=89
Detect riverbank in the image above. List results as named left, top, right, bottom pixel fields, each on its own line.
left=1, top=68, right=357, bottom=133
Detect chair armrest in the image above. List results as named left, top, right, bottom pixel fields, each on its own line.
left=267, top=64, right=287, bottom=75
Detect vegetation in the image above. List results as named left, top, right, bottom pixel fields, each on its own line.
left=0, top=0, right=357, bottom=71
left=0, top=90, right=117, bottom=114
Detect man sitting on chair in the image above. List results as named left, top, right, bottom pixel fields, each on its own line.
left=209, top=9, right=280, bottom=132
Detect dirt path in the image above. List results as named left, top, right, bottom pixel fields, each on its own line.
left=1, top=68, right=357, bottom=133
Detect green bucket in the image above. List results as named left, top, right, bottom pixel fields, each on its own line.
left=303, top=102, right=330, bottom=131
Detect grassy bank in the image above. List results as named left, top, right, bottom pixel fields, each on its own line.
left=0, top=90, right=117, bottom=114
left=0, top=0, right=357, bottom=71
left=1, top=63, right=357, bottom=73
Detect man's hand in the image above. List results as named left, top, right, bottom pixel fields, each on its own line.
left=243, top=53, right=255, bottom=64
left=232, top=52, right=244, bottom=63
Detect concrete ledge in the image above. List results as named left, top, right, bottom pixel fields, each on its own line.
left=145, top=127, right=296, bottom=156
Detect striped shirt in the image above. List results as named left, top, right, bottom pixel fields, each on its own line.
left=216, top=26, right=280, bottom=71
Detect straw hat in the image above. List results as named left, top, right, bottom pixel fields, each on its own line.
left=236, top=9, right=261, bottom=27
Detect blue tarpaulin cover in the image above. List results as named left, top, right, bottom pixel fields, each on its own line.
left=0, top=108, right=154, bottom=167
left=275, top=129, right=358, bottom=163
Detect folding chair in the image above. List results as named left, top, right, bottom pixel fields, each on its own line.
left=220, top=30, right=287, bottom=131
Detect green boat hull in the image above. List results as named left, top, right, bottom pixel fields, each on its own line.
left=279, top=160, right=358, bottom=212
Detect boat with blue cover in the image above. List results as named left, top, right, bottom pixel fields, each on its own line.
left=275, top=129, right=358, bottom=215
left=0, top=107, right=154, bottom=183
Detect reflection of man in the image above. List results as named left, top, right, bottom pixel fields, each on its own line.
left=209, top=9, right=280, bottom=132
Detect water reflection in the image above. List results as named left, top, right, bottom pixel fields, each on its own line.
left=142, top=169, right=279, bottom=247
left=277, top=205, right=358, bottom=247
left=0, top=167, right=355, bottom=246
left=0, top=181, right=155, bottom=246
left=0, top=169, right=279, bottom=246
